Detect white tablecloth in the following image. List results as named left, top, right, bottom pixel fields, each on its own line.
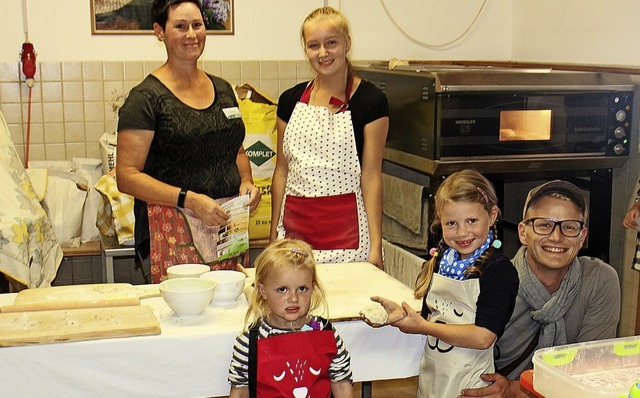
left=0, top=262, right=425, bottom=398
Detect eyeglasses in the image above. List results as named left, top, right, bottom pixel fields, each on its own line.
left=524, top=217, right=584, bottom=237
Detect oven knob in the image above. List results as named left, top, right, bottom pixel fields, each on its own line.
left=616, top=109, right=627, bottom=122
left=614, top=127, right=626, bottom=139
left=614, top=144, right=626, bottom=155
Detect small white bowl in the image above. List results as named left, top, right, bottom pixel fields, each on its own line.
left=159, top=278, right=216, bottom=317
left=166, top=264, right=210, bottom=279
left=200, top=270, right=246, bottom=305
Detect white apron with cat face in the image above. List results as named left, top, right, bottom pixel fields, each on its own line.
left=275, top=87, right=370, bottom=264
left=418, top=273, right=494, bottom=398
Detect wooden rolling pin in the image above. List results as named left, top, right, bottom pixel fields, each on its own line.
left=0, top=283, right=160, bottom=313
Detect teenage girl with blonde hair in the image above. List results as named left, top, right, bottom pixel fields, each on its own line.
left=367, top=169, right=519, bottom=398
left=228, top=239, right=353, bottom=398
left=271, top=7, right=389, bottom=268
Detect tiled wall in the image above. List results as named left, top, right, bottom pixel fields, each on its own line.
left=0, top=60, right=316, bottom=165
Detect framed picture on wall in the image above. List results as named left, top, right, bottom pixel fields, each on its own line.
left=91, top=0, right=234, bottom=35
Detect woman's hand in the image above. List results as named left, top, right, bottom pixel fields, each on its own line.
left=240, top=181, right=261, bottom=212
left=623, top=203, right=640, bottom=229
left=187, top=192, right=228, bottom=227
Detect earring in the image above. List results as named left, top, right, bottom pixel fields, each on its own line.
left=492, top=239, right=502, bottom=249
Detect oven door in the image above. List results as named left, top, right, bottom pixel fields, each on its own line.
left=438, top=91, right=631, bottom=159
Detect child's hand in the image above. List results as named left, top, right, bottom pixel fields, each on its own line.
left=360, top=296, right=407, bottom=327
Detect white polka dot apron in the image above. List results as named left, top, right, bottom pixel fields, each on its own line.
left=418, top=274, right=493, bottom=398
left=276, top=82, right=370, bottom=264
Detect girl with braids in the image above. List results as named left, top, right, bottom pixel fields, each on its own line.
left=270, top=6, right=389, bottom=268
left=228, top=239, right=353, bottom=398
left=366, top=169, right=519, bottom=398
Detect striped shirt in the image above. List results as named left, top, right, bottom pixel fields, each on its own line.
left=228, top=317, right=353, bottom=387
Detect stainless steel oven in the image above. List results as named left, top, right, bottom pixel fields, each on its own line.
left=357, top=64, right=634, bottom=175
left=360, top=63, right=636, bottom=262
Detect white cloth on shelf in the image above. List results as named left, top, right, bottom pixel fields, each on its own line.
left=382, top=239, right=426, bottom=288
left=382, top=173, right=429, bottom=250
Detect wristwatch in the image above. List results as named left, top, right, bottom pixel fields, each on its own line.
left=177, top=188, right=188, bottom=208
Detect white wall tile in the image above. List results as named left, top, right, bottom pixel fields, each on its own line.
left=45, top=143, right=66, bottom=160
left=44, top=122, right=65, bottom=143
left=241, top=61, right=260, bottom=81
left=82, top=62, right=103, bottom=81
left=42, top=102, right=64, bottom=123
left=103, top=62, right=123, bottom=81
left=83, top=81, right=104, bottom=102
left=64, top=122, right=85, bottom=142
left=26, top=123, right=44, bottom=144
left=0, top=63, right=20, bottom=82
left=63, top=102, right=85, bottom=123
left=62, top=62, right=83, bottom=81
left=0, top=82, right=22, bottom=103
left=123, top=62, right=144, bottom=81
left=63, top=81, right=84, bottom=102
left=40, top=62, right=62, bottom=82
left=1, top=103, right=22, bottom=124
left=42, top=82, right=63, bottom=102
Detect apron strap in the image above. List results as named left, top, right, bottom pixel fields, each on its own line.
left=299, top=78, right=353, bottom=113
left=328, top=76, right=353, bottom=112
left=248, top=323, right=259, bottom=398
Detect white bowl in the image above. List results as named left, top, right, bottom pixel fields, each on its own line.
left=159, top=278, right=216, bottom=317
left=166, top=264, right=210, bottom=279
left=200, top=270, right=246, bottom=305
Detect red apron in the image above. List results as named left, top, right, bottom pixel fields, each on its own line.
left=282, top=192, right=359, bottom=250
left=256, top=329, right=337, bottom=398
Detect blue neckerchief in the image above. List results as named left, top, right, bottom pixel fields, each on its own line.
left=438, top=230, right=493, bottom=280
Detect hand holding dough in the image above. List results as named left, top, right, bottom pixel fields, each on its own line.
left=360, top=303, right=389, bottom=325
left=361, top=296, right=407, bottom=327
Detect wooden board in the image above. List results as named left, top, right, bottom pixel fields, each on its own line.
left=0, top=283, right=160, bottom=313
left=0, top=305, right=161, bottom=347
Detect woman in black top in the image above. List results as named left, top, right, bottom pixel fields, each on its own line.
left=116, top=0, right=260, bottom=281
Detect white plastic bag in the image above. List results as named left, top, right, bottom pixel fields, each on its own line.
left=41, top=170, right=88, bottom=248
left=74, top=157, right=103, bottom=243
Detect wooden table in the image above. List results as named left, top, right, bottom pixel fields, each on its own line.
left=0, top=262, right=425, bottom=397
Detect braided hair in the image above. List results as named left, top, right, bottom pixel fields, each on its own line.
left=414, top=169, right=501, bottom=298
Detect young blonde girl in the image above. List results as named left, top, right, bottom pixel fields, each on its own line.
left=369, top=169, right=519, bottom=398
left=228, top=239, right=353, bottom=398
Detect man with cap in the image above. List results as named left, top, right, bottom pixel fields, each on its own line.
left=461, top=180, right=620, bottom=398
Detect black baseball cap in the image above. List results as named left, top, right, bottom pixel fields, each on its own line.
left=522, top=180, right=588, bottom=220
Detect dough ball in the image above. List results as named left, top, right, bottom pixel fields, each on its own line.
left=361, top=303, right=389, bottom=325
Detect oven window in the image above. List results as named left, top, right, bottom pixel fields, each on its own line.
left=499, top=110, right=552, bottom=141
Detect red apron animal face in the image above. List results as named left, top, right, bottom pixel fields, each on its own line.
left=256, top=330, right=336, bottom=398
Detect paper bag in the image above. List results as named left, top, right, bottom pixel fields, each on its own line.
left=99, top=131, right=117, bottom=175
left=236, top=84, right=277, bottom=240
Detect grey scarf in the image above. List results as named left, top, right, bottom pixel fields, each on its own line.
left=512, top=246, right=582, bottom=349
